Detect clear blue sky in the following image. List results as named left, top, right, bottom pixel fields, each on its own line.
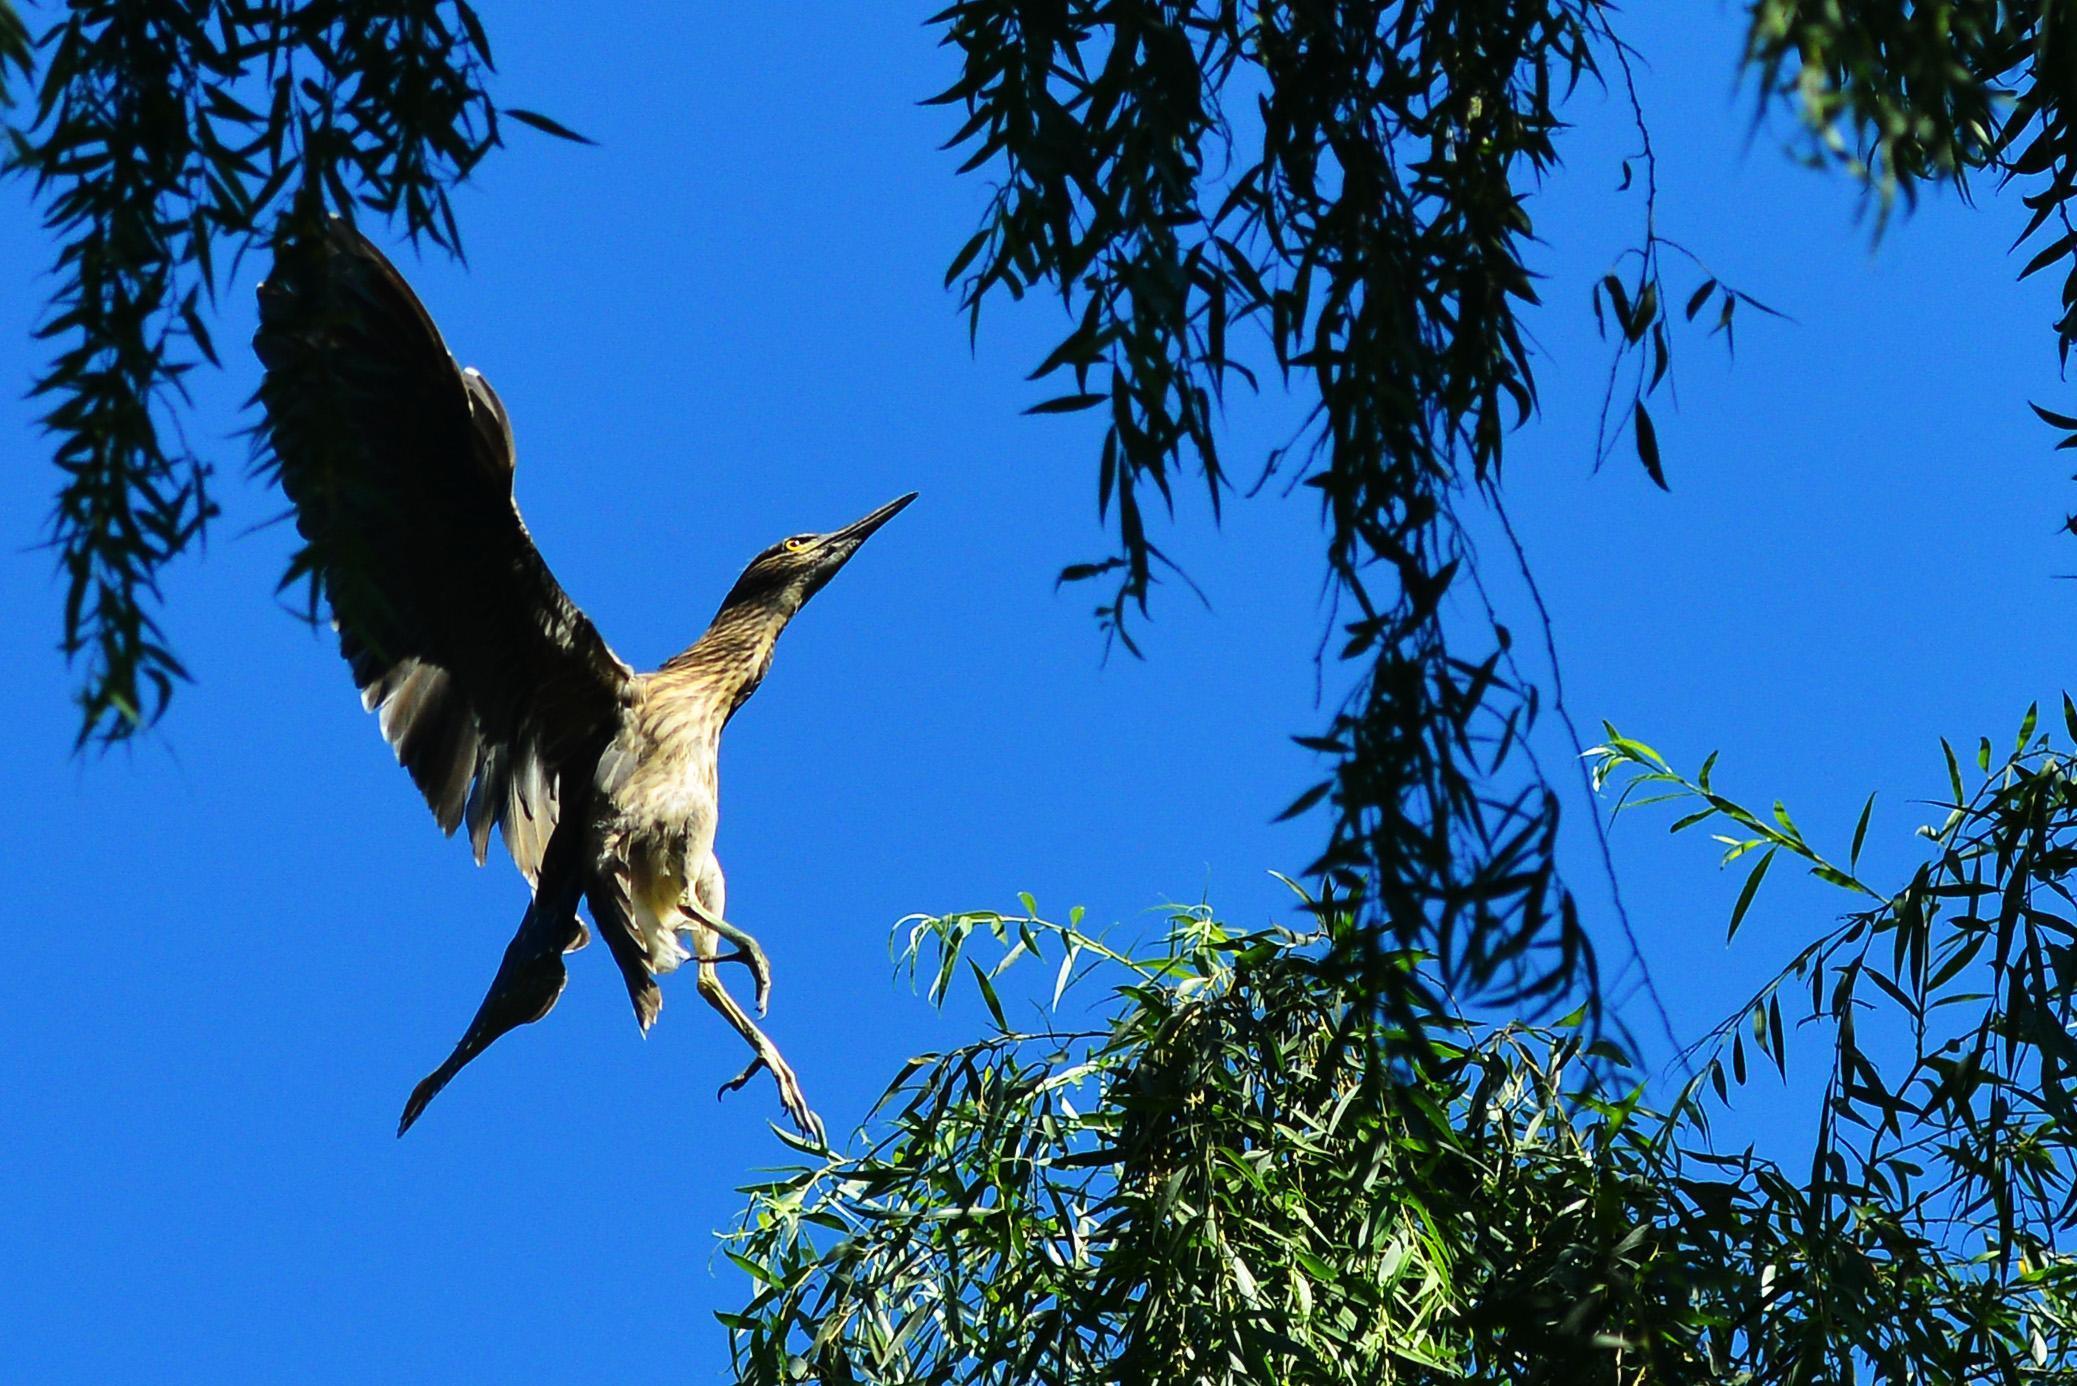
left=2, top=6, right=2070, bottom=1381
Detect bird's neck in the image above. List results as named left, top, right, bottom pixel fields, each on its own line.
left=666, top=600, right=794, bottom=722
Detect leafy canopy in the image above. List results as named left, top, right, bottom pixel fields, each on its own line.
left=2, top=0, right=584, bottom=744
left=724, top=844, right=2077, bottom=1383
left=710, top=2, right=2077, bottom=1381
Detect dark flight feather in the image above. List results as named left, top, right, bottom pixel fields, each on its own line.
left=253, top=218, right=631, bottom=886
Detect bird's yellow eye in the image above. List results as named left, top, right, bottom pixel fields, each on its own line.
left=783, top=537, right=813, bottom=554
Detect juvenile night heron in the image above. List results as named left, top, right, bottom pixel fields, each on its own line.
left=252, top=219, right=911, bottom=1140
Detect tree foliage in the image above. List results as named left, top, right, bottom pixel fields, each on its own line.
left=1595, top=712, right=2077, bottom=1364
left=920, top=0, right=1825, bottom=1048
left=1749, top=3, right=2077, bottom=436
left=930, top=0, right=1623, bottom=1028
left=720, top=712, right=2077, bottom=1383
left=707, top=3, right=2077, bottom=1381
left=725, top=901, right=1708, bottom=1384
left=724, top=874, right=2077, bottom=1382
left=2, top=0, right=545, bottom=743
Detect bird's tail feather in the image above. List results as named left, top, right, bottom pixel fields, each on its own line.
left=586, top=867, right=664, bottom=1034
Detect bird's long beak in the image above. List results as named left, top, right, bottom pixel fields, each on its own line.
left=799, top=493, right=917, bottom=601
left=827, top=491, right=918, bottom=548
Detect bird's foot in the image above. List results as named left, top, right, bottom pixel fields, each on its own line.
left=711, top=948, right=772, bottom=1016
left=679, top=900, right=773, bottom=1016
left=707, top=923, right=772, bottom=1016
left=718, top=1049, right=824, bottom=1146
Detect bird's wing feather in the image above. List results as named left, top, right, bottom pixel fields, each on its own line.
left=253, top=218, right=631, bottom=884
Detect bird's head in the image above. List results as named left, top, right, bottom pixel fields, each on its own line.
left=717, top=492, right=918, bottom=621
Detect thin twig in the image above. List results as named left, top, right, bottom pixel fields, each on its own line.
left=1490, top=488, right=1689, bottom=1077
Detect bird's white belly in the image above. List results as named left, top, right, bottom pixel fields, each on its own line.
left=619, top=789, right=724, bottom=977
left=596, top=705, right=729, bottom=976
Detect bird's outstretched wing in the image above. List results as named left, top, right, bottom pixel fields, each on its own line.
left=253, top=219, right=631, bottom=884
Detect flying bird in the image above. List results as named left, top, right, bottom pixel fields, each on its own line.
left=251, top=218, right=912, bottom=1140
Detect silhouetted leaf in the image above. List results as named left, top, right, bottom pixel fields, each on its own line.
left=503, top=106, right=597, bottom=145
left=1636, top=404, right=1667, bottom=489
left=1026, top=393, right=1105, bottom=415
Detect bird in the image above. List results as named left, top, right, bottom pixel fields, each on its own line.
left=250, top=216, right=912, bottom=1141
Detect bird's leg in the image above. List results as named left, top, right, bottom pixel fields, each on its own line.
left=692, top=941, right=824, bottom=1146
left=680, top=896, right=771, bottom=1016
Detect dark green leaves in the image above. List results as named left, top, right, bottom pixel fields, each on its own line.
left=1024, top=392, right=1105, bottom=415
left=1748, top=2, right=2077, bottom=369
left=731, top=875, right=2077, bottom=1383
left=1599, top=714, right=2077, bottom=1378
left=932, top=0, right=1619, bottom=1038
left=8, top=1, right=547, bottom=744
left=1849, top=792, right=1875, bottom=872
left=724, top=903, right=1737, bottom=1385
left=1275, top=780, right=1331, bottom=822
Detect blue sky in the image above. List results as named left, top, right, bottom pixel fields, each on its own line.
left=2, top=5, right=2072, bottom=1381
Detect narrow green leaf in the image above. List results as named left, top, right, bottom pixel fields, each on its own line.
left=1850, top=792, right=1875, bottom=871
left=1628, top=281, right=1657, bottom=342
left=1604, top=733, right=1667, bottom=768
left=2020, top=232, right=2077, bottom=280
left=1729, top=848, right=1776, bottom=942
left=1603, top=273, right=1632, bottom=332
left=1767, top=995, right=1786, bottom=1076
left=726, top=1250, right=782, bottom=1289
left=944, top=228, right=989, bottom=287
left=969, top=958, right=1008, bottom=1031
left=1810, top=864, right=1862, bottom=890
left=1669, top=807, right=1716, bottom=834
left=1684, top=278, right=1717, bottom=320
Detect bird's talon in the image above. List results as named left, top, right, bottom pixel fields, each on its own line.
left=710, top=947, right=772, bottom=1011
left=718, top=1053, right=766, bottom=1100
left=774, top=1076, right=823, bottom=1145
